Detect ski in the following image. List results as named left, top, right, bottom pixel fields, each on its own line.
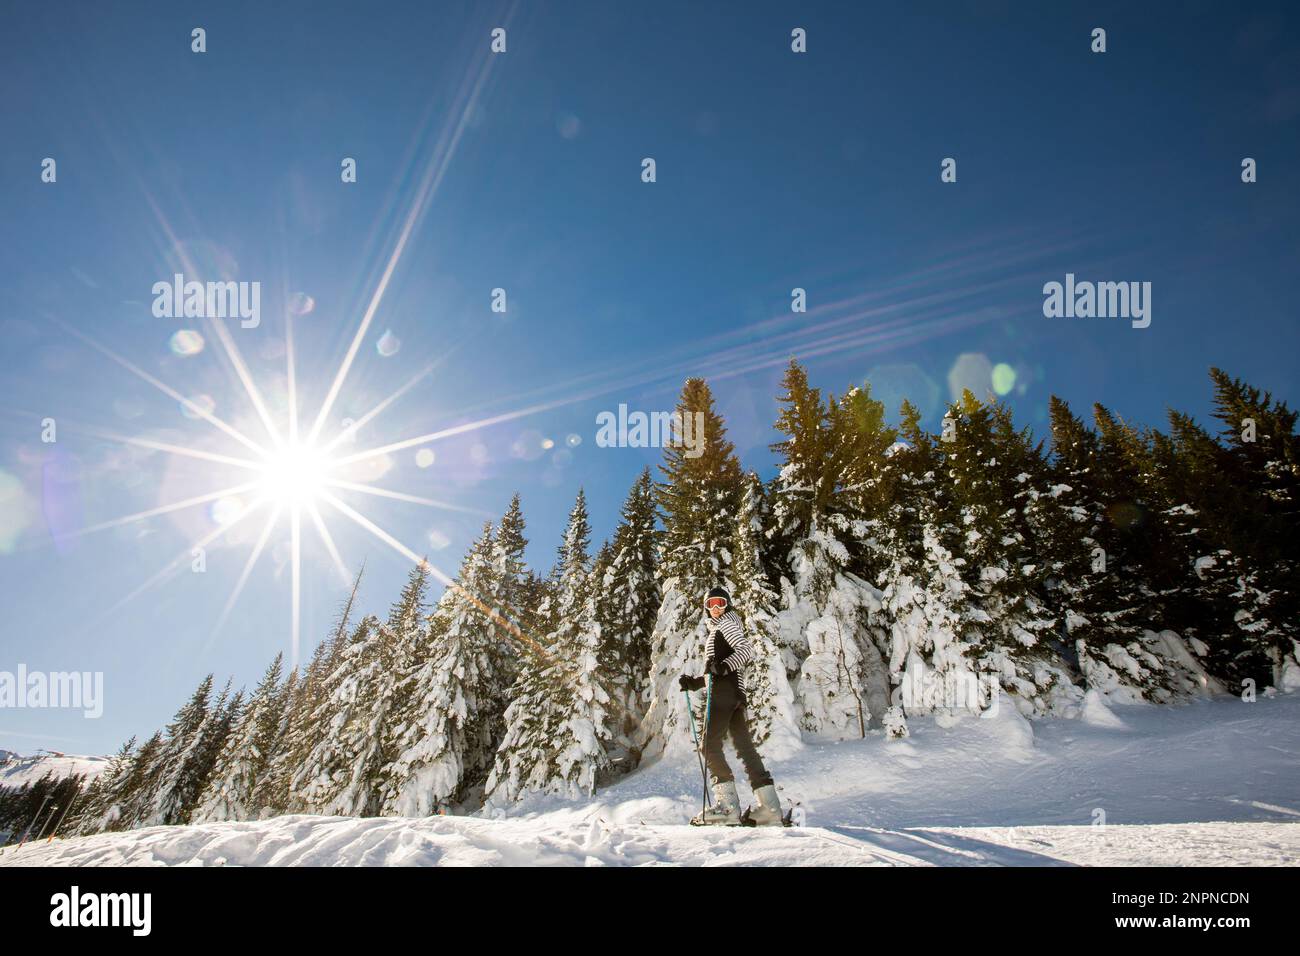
left=737, top=805, right=795, bottom=828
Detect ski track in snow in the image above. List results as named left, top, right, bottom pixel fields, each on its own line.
left=3, top=693, right=1298, bottom=867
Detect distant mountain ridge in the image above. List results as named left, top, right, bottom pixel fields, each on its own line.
left=0, top=752, right=109, bottom=790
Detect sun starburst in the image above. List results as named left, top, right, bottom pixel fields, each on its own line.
left=256, top=441, right=330, bottom=510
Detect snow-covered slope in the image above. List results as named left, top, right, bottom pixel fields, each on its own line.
left=0, top=753, right=109, bottom=790
left=2, top=812, right=1294, bottom=867
left=4, top=692, right=1297, bottom=866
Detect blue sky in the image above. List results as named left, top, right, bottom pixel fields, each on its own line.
left=1, top=1, right=1297, bottom=755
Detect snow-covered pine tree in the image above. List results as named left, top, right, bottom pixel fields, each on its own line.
left=381, top=524, right=512, bottom=815
left=179, top=682, right=243, bottom=821
left=729, top=471, right=801, bottom=754
left=769, top=361, right=837, bottom=554
left=769, top=360, right=884, bottom=738
left=268, top=566, right=364, bottom=814
left=321, top=562, right=433, bottom=816
left=1029, top=397, right=1119, bottom=696
left=942, top=390, right=1064, bottom=716
left=111, top=731, right=163, bottom=831
left=831, top=380, right=902, bottom=577
left=1084, top=403, right=1208, bottom=701
left=291, top=613, right=384, bottom=814
left=875, top=399, right=972, bottom=736
left=592, top=539, right=616, bottom=648
left=372, top=562, right=437, bottom=791
left=70, top=736, right=135, bottom=835
left=1147, top=410, right=1250, bottom=692
left=826, top=382, right=909, bottom=733
left=251, top=667, right=297, bottom=816
left=489, top=494, right=530, bottom=688
left=595, top=467, right=660, bottom=750
left=517, top=569, right=553, bottom=655
left=1028, top=397, right=1179, bottom=703
left=637, top=378, right=745, bottom=760
left=139, top=674, right=217, bottom=826
left=193, top=653, right=286, bottom=822
left=1207, top=368, right=1300, bottom=688
left=828, top=380, right=902, bottom=728
left=485, top=489, right=613, bottom=804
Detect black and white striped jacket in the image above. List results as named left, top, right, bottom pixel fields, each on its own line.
left=705, top=610, right=754, bottom=696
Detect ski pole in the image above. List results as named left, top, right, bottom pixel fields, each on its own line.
left=16, top=795, right=52, bottom=850
left=49, top=792, right=79, bottom=843
left=702, top=674, right=713, bottom=793
left=683, top=690, right=709, bottom=814
left=704, top=675, right=713, bottom=746
left=35, top=803, right=60, bottom=842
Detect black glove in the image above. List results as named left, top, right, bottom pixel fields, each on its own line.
left=706, top=657, right=730, bottom=677
left=679, top=674, right=706, bottom=691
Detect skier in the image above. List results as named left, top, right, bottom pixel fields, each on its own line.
left=679, top=586, right=785, bottom=826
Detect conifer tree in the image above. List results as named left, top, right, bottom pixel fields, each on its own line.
left=1155, top=412, right=1251, bottom=681
left=875, top=400, right=970, bottom=735
left=770, top=361, right=886, bottom=736
left=194, top=654, right=286, bottom=822
left=1019, top=399, right=1210, bottom=703
left=292, top=614, right=383, bottom=814
left=253, top=668, right=298, bottom=816
left=180, top=682, right=243, bottom=821
left=70, top=736, right=135, bottom=835
left=112, top=731, right=163, bottom=831
left=639, top=378, right=745, bottom=759
left=486, top=490, right=612, bottom=802
left=1084, top=404, right=1204, bottom=700
left=596, top=467, right=660, bottom=747
left=832, top=380, right=902, bottom=576
left=942, top=390, right=1060, bottom=714
left=382, top=525, right=511, bottom=814
left=142, top=674, right=217, bottom=826
left=1029, top=396, right=1115, bottom=694
left=318, top=562, right=435, bottom=816
left=1207, top=368, right=1300, bottom=687
left=730, top=472, right=801, bottom=753
left=490, top=494, right=530, bottom=687
left=272, top=566, right=364, bottom=814
left=770, top=360, right=837, bottom=545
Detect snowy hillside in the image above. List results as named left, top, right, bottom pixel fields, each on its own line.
left=2, top=811, right=1293, bottom=867
left=0, top=753, right=109, bottom=790
left=4, top=690, right=1296, bottom=867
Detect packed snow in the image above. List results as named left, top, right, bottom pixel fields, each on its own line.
left=4, top=691, right=1296, bottom=867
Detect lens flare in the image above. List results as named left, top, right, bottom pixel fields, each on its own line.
left=210, top=495, right=247, bottom=526
left=0, top=470, right=32, bottom=553
left=288, top=292, right=316, bottom=316
left=169, top=329, right=205, bottom=356
left=992, top=363, right=1016, bottom=396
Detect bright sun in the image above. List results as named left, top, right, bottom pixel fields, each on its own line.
left=257, top=441, right=330, bottom=508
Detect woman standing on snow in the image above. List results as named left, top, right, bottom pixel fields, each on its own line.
left=679, top=586, right=784, bottom=826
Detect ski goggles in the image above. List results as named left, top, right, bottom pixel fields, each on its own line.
left=705, top=597, right=728, bottom=610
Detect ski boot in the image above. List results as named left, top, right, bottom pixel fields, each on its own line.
left=690, top=780, right=742, bottom=826
left=742, top=784, right=786, bottom=827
